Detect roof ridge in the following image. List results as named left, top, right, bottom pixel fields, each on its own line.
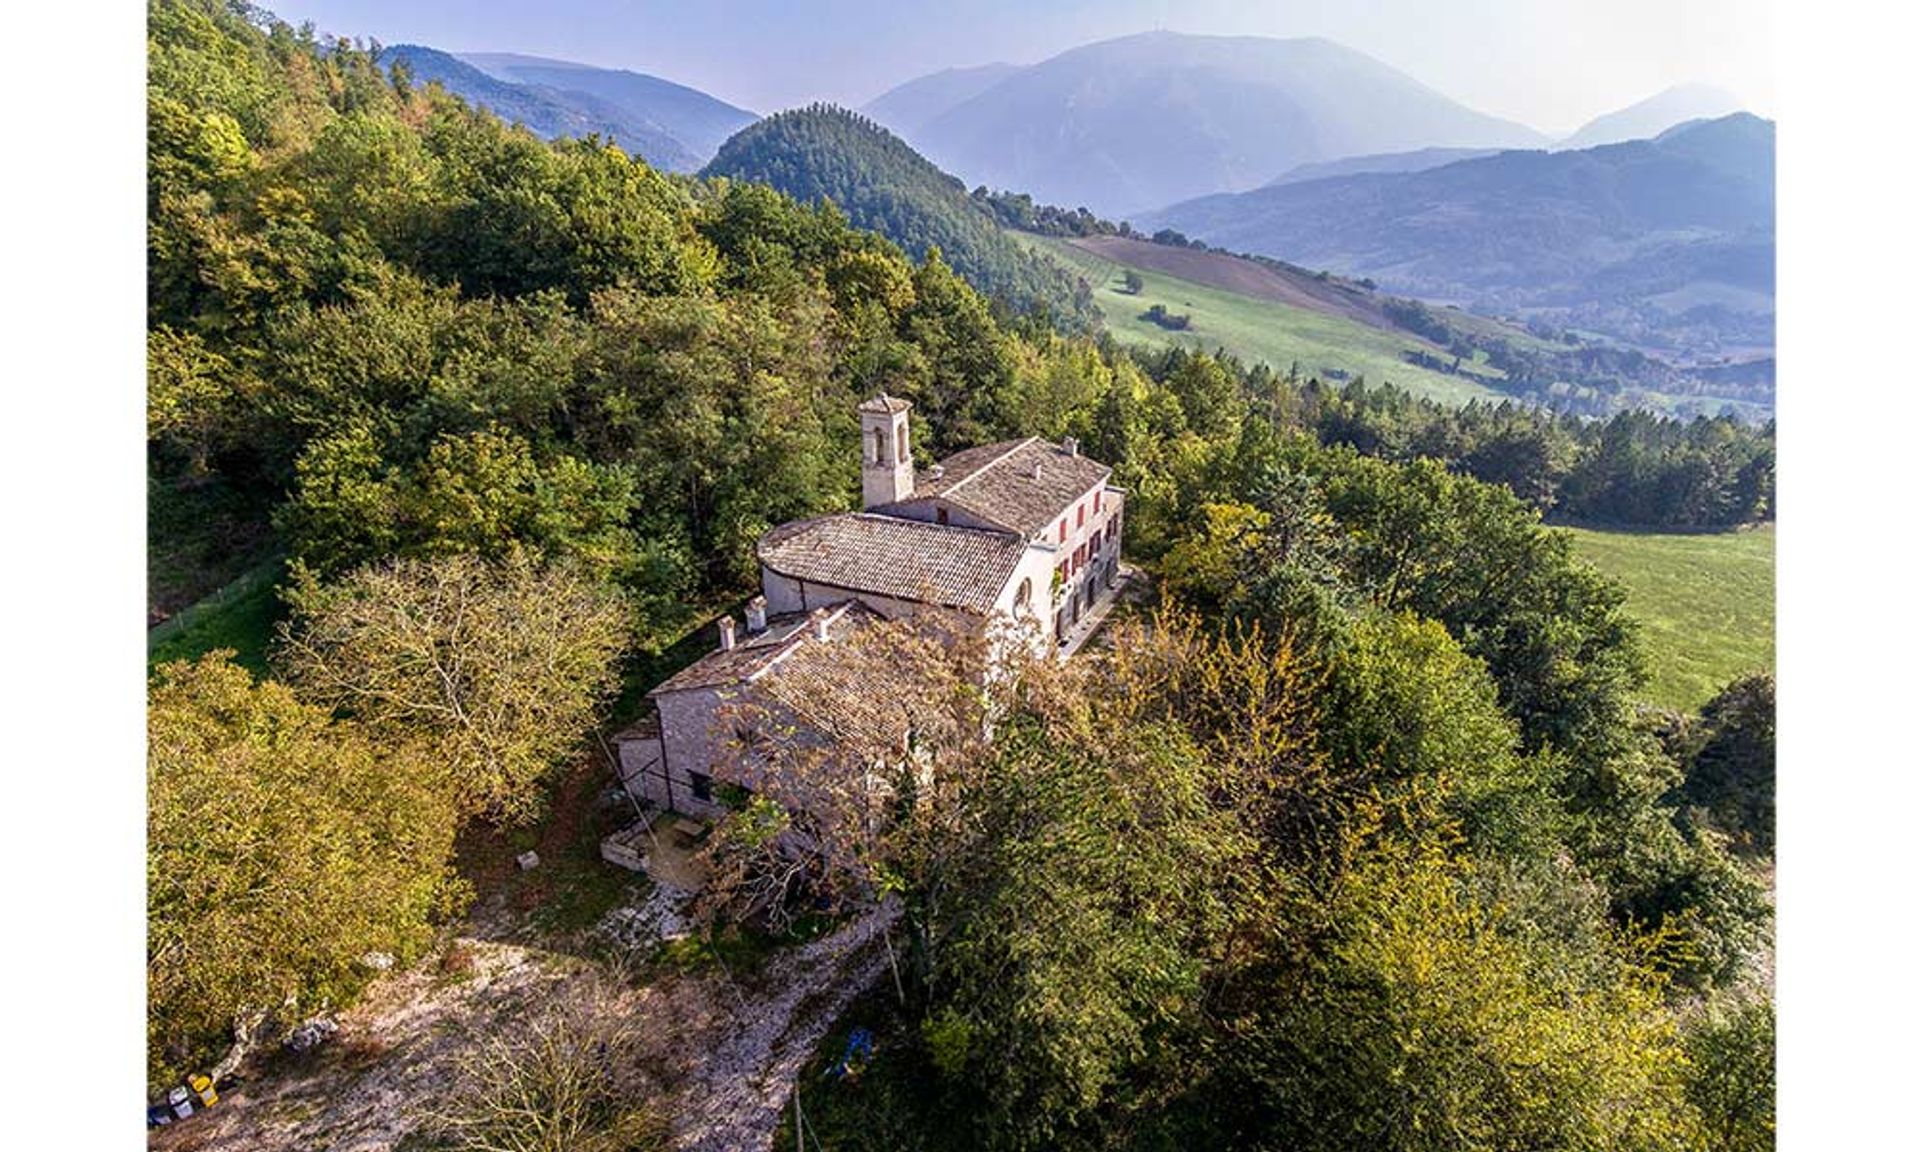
left=848, top=509, right=1020, bottom=542
left=936, top=437, right=1039, bottom=500
left=748, top=601, right=854, bottom=683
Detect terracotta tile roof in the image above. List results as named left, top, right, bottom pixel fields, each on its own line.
left=756, top=623, right=910, bottom=743
left=756, top=514, right=1025, bottom=614
left=649, top=603, right=879, bottom=697
left=857, top=393, right=912, bottom=414
left=915, top=438, right=1113, bottom=538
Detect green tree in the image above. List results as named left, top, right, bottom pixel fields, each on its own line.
left=1680, top=673, right=1776, bottom=853
left=279, top=555, right=630, bottom=824
left=148, top=653, right=461, bottom=1082
left=1683, top=997, right=1775, bottom=1152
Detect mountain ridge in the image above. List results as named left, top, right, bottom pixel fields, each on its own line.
left=376, top=45, right=753, bottom=171
left=869, top=31, right=1548, bottom=217
left=1141, top=113, right=1775, bottom=360
left=1558, top=83, right=1745, bottom=150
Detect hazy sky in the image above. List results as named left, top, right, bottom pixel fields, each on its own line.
left=264, top=0, right=1774, bottom=135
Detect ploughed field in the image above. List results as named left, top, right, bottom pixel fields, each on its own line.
left=1563, top=523, right=1775, bottom=712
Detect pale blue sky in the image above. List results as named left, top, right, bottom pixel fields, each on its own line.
left=264, top=0, right=1774, bottom=134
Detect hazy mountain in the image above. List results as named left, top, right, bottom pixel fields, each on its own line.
left=863, top=63, right=1022, bottom=139
left=459, top=52, right=757, bottom=162
left=1559, top=83, right=1745, bottom=150
left=702, top=106, right=1096, bottom=327
left=878, top=31, right=1548, bottom=217
left=378, top=46, right=755, bottom=171
left=1143, top=114, right=1775, bottom=356
left=1267, top=146, right=1499, bottom=186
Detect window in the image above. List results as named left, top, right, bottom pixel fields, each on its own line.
left=1077, top=502, right=1086, bottom=528
left=1095, top=490, right=1103, bottom=513
left=936, top=506, right=949, bottom=525
left=897, top=423, right=908, bottom=463
left=871, top=426, right=885, bottom=464
left=1015, top=577, right=1032, bottom=610
left=1058, top=519, right=1067, bottom=542
left=689, top=772, right=713, bottom=802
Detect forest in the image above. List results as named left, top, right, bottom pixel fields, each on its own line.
left=147, top=2, right=1774, bottom=1147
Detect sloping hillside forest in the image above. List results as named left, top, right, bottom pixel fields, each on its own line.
left=148, top=2, right=1774, bottom=1147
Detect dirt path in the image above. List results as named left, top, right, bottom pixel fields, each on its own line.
left=148, top=901, right=897, bottom=1152
left=668, top=903, right=899, bottom=1152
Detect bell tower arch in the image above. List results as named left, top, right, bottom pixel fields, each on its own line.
left=859, top=393, right=914, bottom=508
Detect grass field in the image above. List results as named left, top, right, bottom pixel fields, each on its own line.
left=1563, top=524, right=1775, bottom=712
left=1022, top=233, right=1511, bottom=406
left=148, top=557, right=285, bottom=676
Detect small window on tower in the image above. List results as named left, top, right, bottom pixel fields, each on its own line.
left=897, top=423, right=909, bottom=463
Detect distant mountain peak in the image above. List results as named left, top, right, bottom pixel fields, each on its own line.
left=1559, top=83, right=1746, bottom=150
left=865, top=30, right=1547, bottom=217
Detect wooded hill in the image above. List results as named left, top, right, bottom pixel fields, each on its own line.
left=702, top=104, right=1099, bottom=328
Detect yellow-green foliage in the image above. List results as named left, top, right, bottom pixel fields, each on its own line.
left=147, top=653, right=463, bottom=1081
left=1259, top=830, right=1705, bottom=1152
left=279, top=554, right=631, bottom=825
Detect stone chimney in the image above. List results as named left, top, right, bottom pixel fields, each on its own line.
left=718, top=616, right=737, bottom=651
left=859, top=393, right=915, bottom=509
left=1063, top=435, right=1079, bottom=457
left=745, top=595, right=768, bottom=634
left=813, top=613, right=831, bottom=642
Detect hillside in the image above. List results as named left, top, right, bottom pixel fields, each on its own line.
left=459, top=52, right=757, bottom=162
left=873, top=31, right=1546, bottom=217
left=1022, top=234, right=1511, bottom=406
left=379, top=45, right=700, bottom=170
left=1559, top=83, right=1745, bottom=150
left=1143, top=113, right=1775, bottom=363
left=1267, top=146, right=1499, bottom=185
left=702, top=105, right=1096, bottom=326
left=1029, top=234, right=1770, bottom=418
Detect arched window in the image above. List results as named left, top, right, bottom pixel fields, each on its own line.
left=896, top=423, right=909, bottom=464
left=1015, top=577, right=1032, bottom=612
left=872, top=426, right=886, bottom=464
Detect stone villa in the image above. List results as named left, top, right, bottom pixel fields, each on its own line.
left=613, top=394, right=1125, bottom=820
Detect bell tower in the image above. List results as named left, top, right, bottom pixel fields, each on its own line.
left=859, top=393, right=914, bottom=509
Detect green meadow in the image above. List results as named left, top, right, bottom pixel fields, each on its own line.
left=1563, top=523, right=1775, bottom=712
left=1022, top=233, right=1510, bottom=406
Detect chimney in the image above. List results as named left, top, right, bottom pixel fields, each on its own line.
left=718, top=616, right=737, bottom=651
left=1029, top=459, right=1043, bottom=480
left=1062, top=435, right=1079, bottom=457
left=813, top=613, right=831, bottom=642
left=745, top=595, right=768, bottom=634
